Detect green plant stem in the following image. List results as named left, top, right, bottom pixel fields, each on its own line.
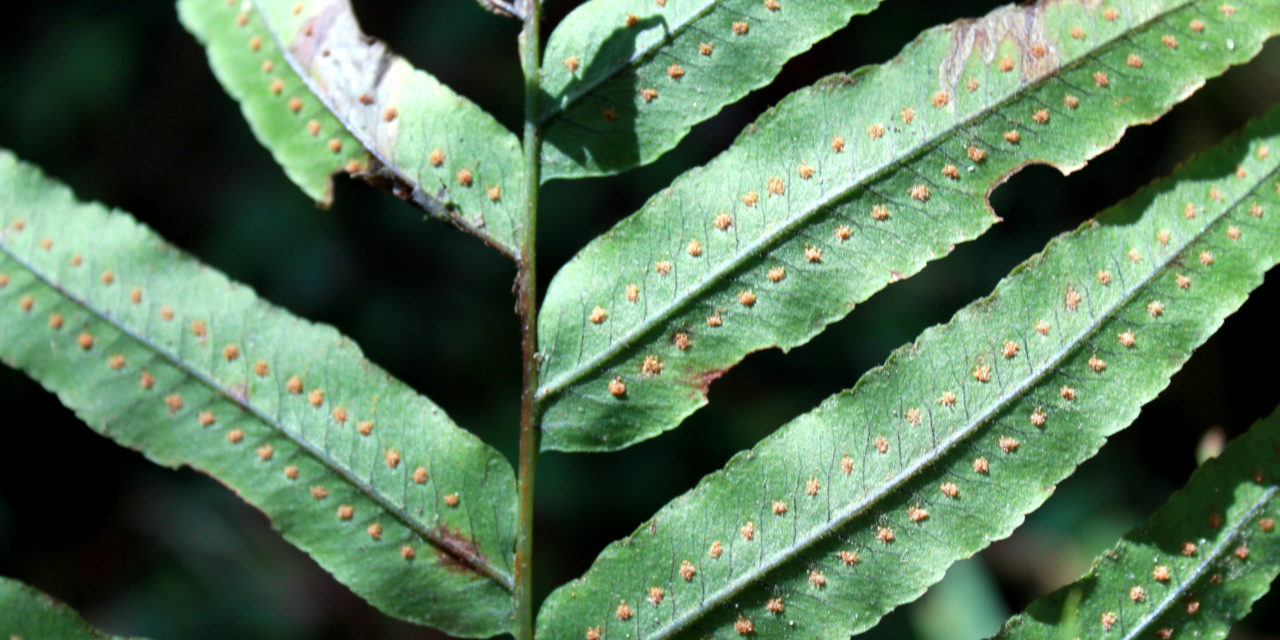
left=514, top=1, right=543, bottom=639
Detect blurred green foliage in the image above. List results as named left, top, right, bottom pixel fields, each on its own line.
left=0, top=1, right=1277, bottom=638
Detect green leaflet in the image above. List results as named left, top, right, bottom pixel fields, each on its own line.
left=535, top=0, right=1280, bottom=452
left=0, top=151, right=516, bottom=638
left=539, top=0, right=883, bottom=181
left=0, top=577, right=141, bottom=640
left=992, top=405, right=1280, bottom=640
left=179, top=0, right=524, bottom=256
left=534, top=98, right=1280, bottom=639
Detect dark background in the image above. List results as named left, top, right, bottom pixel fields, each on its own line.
left=1, top=1, right=1279, bottom=638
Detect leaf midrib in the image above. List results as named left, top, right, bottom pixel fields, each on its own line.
left=0, top=235, right=516, bottom=593
left=248, top=0, right=518, bottom=258
left=538, top=0, right=719, bottom=126
left=634, top=135, right=1277, bottom=640
left=536, top=1, right=1194, bottom=401
left=1120, top=486, right=1275, bottom=640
